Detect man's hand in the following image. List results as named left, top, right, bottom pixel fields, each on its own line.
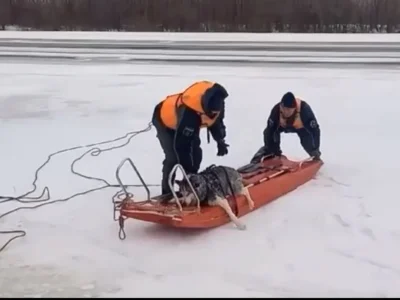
left=217, top=140, right=229, bottom=156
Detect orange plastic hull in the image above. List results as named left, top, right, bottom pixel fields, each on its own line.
left=117, top=156, right=323, bottom=229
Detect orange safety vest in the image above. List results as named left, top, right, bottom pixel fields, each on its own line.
left=159, top=81, right=221, bottom=130
left=279, top=97, right=304, bottom=129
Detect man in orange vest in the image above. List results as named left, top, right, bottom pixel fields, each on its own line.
left=152, top=81, right=230, bottom=196
left=251, top=92, right=321, bottom=163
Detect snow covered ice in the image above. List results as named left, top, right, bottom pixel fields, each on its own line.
left=1, top=56, right=400, bottom=297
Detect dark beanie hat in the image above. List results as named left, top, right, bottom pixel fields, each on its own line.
left=207, top=98, right=222, bottom=111
left=205, top=83, right=228, bottom=112
left=281, top=92, right=296, bottom=108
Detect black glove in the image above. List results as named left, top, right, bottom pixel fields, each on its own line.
left=251, top=146, right=281, bottom=164
left=309, top=149, right=321, bottom=160
left=217, top=140, right=229, bottom=156
left=251, top=146, right=267, bottom=163
left=272, top=148, right=282, bottom=157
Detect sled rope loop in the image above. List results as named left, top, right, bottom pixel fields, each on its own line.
left=0, top=121, right=160, bottom=253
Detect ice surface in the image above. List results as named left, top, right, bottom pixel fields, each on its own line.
left=2, top=48, right=400, bottom=64
left=1, top=58, right=400, bottom=297
left=2, top=31, right=399, bottom=65
left=2, top=30, right=400, bottom=42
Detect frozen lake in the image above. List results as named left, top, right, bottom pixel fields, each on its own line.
left=1, top=55, right=400, bottom=297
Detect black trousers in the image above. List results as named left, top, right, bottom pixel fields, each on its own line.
left=281, top=128, right=316, bottom=156
left=152, top=110, right=202, bottom=195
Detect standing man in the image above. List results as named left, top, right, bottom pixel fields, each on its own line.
left=152, top=80, right=230, bottom=196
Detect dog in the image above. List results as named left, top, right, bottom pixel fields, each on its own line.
left=174, top=165, right=255, bottom=230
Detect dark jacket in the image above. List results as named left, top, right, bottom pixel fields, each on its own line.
left=263, top=100, right=320, bottom=154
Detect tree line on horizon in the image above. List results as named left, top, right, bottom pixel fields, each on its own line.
left=1, top=0, right=400, bottom=33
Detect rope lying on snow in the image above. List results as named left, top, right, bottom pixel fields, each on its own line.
left=0, top=121, right=159, bottom=253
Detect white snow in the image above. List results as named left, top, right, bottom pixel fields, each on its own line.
left=2, top=48, right=400, bottom=64
left=2, top=31, right=399, bottom=65
left=1, top=31, right=400, bottom=42
left=1, top=58, right=400, bottom=297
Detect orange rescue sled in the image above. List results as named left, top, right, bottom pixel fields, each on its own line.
left=113, top=155, right=323, bottom=239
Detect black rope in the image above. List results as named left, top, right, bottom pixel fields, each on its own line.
left=118, top=215, right=127, bottom=240
left=0, top=121, right=160, bottom=253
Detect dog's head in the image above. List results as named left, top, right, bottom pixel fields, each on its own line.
left=175, top=174, right=208, bottom=206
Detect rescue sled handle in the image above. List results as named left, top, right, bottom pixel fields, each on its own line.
left=168, top=164, right=201, bottom=212
left=261, top=154, right=274, bottom=162
left=116, top=158, right=151, bottom=201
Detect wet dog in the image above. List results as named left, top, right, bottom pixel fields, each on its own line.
left=174, top=165, right=254, bottom=230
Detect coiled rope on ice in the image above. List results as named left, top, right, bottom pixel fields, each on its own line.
left=0, top=122, right=159, bottom=253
